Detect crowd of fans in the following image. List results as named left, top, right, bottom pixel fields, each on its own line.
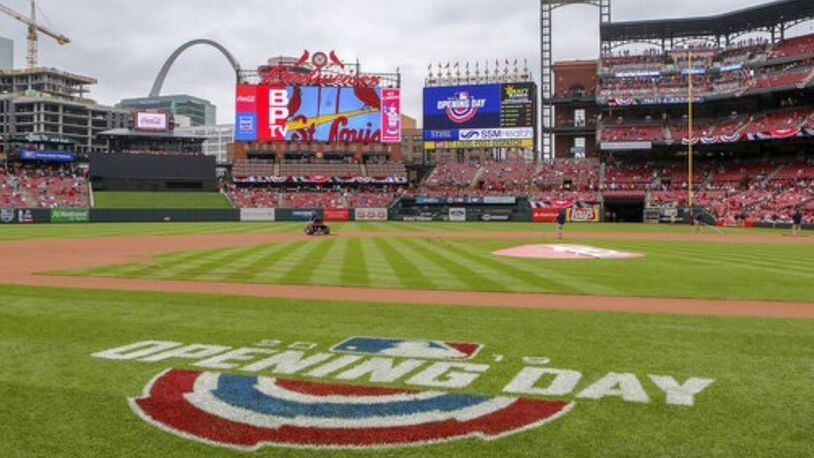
left=225, top=184, right=403, bottom=209
left=231, top=160, right=407, bottom=183
left=598, top=33, right=814, bottom=101
left=0, top=165, right=89, bottom=209
left=600, top=107, right=814, bottom=144
left=1, top=153, right=809, bottom=226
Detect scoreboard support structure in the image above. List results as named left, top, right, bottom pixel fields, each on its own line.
left=540, top=0, right=611, bottom=160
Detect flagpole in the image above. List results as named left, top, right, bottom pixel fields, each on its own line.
left=688, top=51, right=694, bottom=210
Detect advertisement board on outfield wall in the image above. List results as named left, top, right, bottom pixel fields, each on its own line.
left=532, top=208, right=561, bottom=223
left=51, top=208, right=90, bottom=223
left=240, top=208, right=276, bottom=222
left=354, top=208, right=388, bottom=221
left=0, top=209, right=48, bottom=224
left=567, top=206, right=600, bottom=223
left=324, top=208, right=350, bottom=221
left=449, top=208, right=467, bottom=222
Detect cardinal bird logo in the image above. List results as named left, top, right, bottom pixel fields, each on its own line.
left=131, top=369, right=574, bottom=450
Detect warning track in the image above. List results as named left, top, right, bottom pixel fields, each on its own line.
left=2, top=230, right=813, bottom=319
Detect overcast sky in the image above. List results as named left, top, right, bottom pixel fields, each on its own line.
left=2, top=0, right=812, bottom=125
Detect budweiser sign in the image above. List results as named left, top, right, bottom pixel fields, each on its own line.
left=260, top=50, right=381, bottom=88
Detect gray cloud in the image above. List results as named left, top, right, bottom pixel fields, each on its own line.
left=0, top=0, right=805, bottom=124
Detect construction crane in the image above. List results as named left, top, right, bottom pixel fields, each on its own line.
left=0, top=0, right=70, bottom=68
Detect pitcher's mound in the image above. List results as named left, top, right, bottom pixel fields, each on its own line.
left=493, top=244, right=644, bottom=260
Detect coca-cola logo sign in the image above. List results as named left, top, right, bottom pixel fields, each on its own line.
left=135, top=112, right=169, bottom=132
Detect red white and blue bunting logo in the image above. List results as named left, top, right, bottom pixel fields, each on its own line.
left=131, top=369, right=573, bottom=450
left=444, top=92, right=484, bottom=124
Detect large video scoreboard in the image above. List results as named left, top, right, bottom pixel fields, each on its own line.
left=234, top=84, right=401, bottom=144
left=423, top=82, right=537, bottom=150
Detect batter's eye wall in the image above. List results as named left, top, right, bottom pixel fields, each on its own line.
left=89, top=153, right=217, bottom=191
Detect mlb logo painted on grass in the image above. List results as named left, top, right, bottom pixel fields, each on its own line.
left=332, top=337, right=483, bottom=360
left=131, top=369, right=572, bottom=450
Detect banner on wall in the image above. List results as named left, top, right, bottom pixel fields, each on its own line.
left=355, top=208, right=388, bottom=221
left=380, top=88, right=402, bottom=143
left=449, top=208, right=467, bottom=222
left=240, top=208, right=276, bottom=222
left=324, top=208, right=350, bottom=221
left=50, top=208, right=90, bottom=223
left=567, top=206, right=600, bottom=222
left=532, top=208, right=561, bottom=223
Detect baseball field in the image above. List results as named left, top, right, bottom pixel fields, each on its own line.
left=2, top=222, right=813, bottom=456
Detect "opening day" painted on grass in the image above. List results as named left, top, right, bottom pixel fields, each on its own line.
left=92, top=336, right=715, bottom=451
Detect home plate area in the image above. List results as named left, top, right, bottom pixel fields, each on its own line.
left=492, top=244, right=644, bottom=260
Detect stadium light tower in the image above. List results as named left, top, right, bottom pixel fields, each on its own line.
left=540, top=0, right=610, bottom=160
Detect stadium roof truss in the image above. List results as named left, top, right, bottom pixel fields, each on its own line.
left=540, top=0, right=611, bottom=159
left=600, top=0, right=814, bottom=49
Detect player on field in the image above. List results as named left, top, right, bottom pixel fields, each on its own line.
left=792, top=208, right=803, bottom=238
left=556, top=209, right=566, bottom=240
left=693, top=211, right=704, bottom=235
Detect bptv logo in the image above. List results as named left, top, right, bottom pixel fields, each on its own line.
left=268, top=88, right=290, bottom=141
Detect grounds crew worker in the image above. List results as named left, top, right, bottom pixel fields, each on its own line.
left=556, top=208, right=567, bottom=240
left=693, top=210, right=704, bottom=235
left=792, top=208, right=803, bottom=238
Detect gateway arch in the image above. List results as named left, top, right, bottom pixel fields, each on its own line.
left=149, top=39, right=242, bottom=97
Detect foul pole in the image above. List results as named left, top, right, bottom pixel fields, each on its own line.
left=687, top=51, right=694, bottom=209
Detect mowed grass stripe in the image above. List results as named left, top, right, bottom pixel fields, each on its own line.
left=305, top=239, right=349, bottom=286
left=340, top=238, right=369, bottom=285
left=201, top=243, right=296, bottom=282
left=646, top=245, right=814, bottom=280
left=277, top=239, right=335, bottom=284
left=249, top=242, right=317, bottom=283
left=665, top=245, right=814, bottom=275
left=370, top=238, right=436, bottom=289
left=409, top=239, right=532, bottom=291
left=157, top=245, right=265, bottom=280
left=383, top=238, right=470, bottom=290
left=441, top=240, right=576, bottom=292
left=398, top=238, right=506, bottom=291
left=585, top=239, right=814, bottom=275
left=226, top=243, right=302, bottom=282
left=444, top=239, right=624, bottom=296
left=113, top=245, right=252, bottom=279
left=358, top=238, right=398, bottom=286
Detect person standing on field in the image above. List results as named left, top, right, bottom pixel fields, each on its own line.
left=792, top=208, right=803, bottom=238
left=693, top=211, right=704, bottom=235
left=556, top=208, right=567, bottom=240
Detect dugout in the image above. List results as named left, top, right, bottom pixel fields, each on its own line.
left=604, top=194, right=645, bottom=223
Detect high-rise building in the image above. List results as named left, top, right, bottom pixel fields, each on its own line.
left=118, top=95, right=216, bottom=126
left=0, top=68, right=131, bottom=153
left=0, top=37, right=12, bottom=71
left=175, top=124, right=234, bottom=163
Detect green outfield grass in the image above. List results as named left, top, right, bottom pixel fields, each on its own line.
left=93, top=192, right=233, bottom=209
left=68, top=236, right=814, bottom=302
left=0, top=285, right=811, bottom=457
left=0, top=221, right=796, bottom=242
